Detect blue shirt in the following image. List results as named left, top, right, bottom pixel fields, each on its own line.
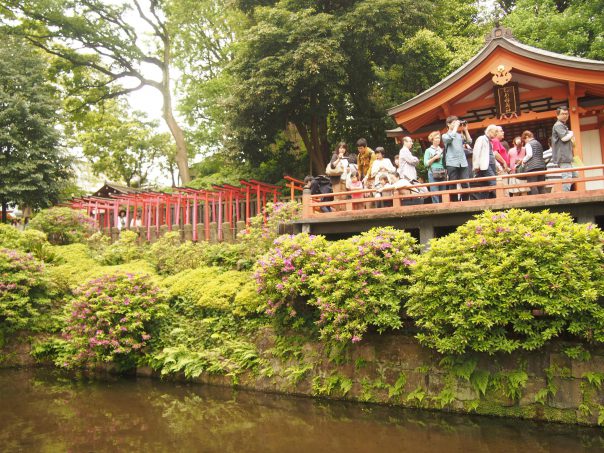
left=442, top=131, right=470, bottom=168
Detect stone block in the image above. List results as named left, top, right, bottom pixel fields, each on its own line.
left=221, top=222, right=234, bottom=242
left=351, top=344, right=376, bottom=363
left=549, top=353, right=572, bottom=373
left=183, top=224, right=193, bottom=241
left=571, top=355, right=604, bottom=379
left=404, top=370, right=428, bottom=393
left=454, top=381, right=479, bottom=402
left=196, top=223, right=205, bottom=241
left=236, top=220, right=246, bottom=237
left=549, top=377, right=582, bottom=409
left=171, top=225, right=183, bottom=240
left=209, top=222, right=218, bottom=242
left=427, top=373, right=447, bottom=395
left=519, top=377, right=546, bottom=406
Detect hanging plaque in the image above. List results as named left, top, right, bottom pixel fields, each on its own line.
left=494, top=82, right=520, bottom=118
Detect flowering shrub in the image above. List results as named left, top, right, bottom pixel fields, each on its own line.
left=29, top=207, right=96, bottom=245
left=238, top=201, right=301, bottom=260
left=254, top=233, right=327, bottom=326
left=60, top=273, right=168, bottom=369
left=308, top=227, right=418, bottom=343
left=407, top=209, right=604, bottom=354
left=0, top=248, right=49, bottom=332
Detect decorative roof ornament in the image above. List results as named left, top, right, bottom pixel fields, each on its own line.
left=485, top=26, right=514, bottom=44
left=491, top=64, right=512, bottom=86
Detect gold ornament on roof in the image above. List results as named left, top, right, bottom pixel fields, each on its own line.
left=491, top=64, right=512, bottom=86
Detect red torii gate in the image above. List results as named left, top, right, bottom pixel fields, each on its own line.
left=239, top=179, right=279, bottom=224
left=70, top=178, right=288, bottom=242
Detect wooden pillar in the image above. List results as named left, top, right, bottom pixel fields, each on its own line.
left=192, top=195, right=198, bottom=242
left=568, top=82, right=585, bottom=190
left=598, top=114, right=604, bottom=165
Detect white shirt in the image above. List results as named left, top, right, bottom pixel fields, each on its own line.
left=398, top=146, right=419, bottom=181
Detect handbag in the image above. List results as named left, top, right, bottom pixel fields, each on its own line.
left=325, top=160, right=345, bottom=176
left=431, top=168, right=447, bottom=180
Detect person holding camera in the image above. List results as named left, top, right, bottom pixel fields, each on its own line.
left=442, top=116, right=472, bottom=201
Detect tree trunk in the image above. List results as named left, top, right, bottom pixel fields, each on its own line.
left=1, top=200, right=7, bottom=224
left=162, top=33, right=190, bottom=184
left=295, top=121, right=324, bottom=174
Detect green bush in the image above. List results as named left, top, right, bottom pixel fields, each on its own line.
left=99, top=230, right=142, bottom=265
left=0, top=224, right=55, bottom=262
left=308, top=227, right=418, bottom=343
left=163, top=266, right=262, bottom=316
left=407, top=209, right=604, bottom=354
left=18, top=229, right=56, bottom=262
left=47, top=243, right=156, bottom=293
left=28, top=207, right=96, bottom=245
left=254, top=233, right=328, bottom=327
left=0, top=248, right=50, bottom=332
left=86, top=231, right=111, bottom=256
left=0, top=223, right=21, bottom=249
left=60, top=273, right=168, bottom=369
left=147, top=232, right=205, bottom=274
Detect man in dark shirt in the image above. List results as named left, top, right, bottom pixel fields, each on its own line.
left=551, top=106, right=575, bottom=191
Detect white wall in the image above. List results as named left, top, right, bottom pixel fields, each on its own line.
left=581, top=126, right=603, bottom=190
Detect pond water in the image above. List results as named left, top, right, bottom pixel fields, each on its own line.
left=1, top=368, right=602, bottom=453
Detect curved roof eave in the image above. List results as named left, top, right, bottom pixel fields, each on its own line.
left=387, top=36, right=604, bottom=117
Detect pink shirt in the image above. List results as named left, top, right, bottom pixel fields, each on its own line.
left=348, top=181, right=364, bottom=198
left=508, top=146, right=526, bottom=173
left=491, top=138, right=510, bottom=166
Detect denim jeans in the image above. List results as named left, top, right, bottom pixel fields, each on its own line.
left=472, top=167, right=496, bottom=199
left=559, top=162, right=574, bottom=191
left=428, top=171, right=446, bottom=203
left=446, top=166, right=470, bottom=201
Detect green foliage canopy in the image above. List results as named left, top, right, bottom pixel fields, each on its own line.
left=0, top=36, right=71, bottom=222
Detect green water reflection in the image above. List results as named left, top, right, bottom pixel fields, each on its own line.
left=0, top=368, right=602, bottom=452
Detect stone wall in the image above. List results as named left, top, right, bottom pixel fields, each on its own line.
left=4, top=329, right=604, bottom=425
left=139, top=329, right=604, bottom=426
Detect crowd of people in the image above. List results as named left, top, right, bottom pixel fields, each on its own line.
left=307, top=106, right=576, bottom=211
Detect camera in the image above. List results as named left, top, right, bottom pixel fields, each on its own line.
left=459, top=120, right=467, bottom=125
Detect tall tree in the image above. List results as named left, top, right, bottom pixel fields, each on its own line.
left=221, top=0, right=482, bottom=173
left=73, top=99, right=174, bottom=187
left=0, top=0, right=192, bottom=182
left=0, top=36, right=71, bottom=223
left=503, top=0, right=604, bottom=59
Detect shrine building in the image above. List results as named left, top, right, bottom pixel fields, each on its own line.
left=387, top=27, right=604, bottom=189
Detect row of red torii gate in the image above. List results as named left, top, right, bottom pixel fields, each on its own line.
left=70, top=177, right=304, bottom=242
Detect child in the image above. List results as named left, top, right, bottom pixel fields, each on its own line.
left=373, top=174, right=391, bottom=208
left=347, top=172, right=364, bottom=210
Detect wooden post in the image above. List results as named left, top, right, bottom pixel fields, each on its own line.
left=302, top=188, right=313, bottom=218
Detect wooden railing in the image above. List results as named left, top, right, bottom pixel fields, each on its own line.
left=302, top=165, right=604, bottom=218
left=284, top=176, right=305, bottom=201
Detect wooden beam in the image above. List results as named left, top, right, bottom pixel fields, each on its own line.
left=393, top=47, right=604, bottom=127
left=451, top=86, right=569, bottom=115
